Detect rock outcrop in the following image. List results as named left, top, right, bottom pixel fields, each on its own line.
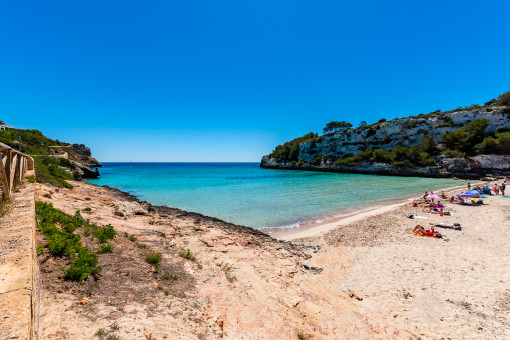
left=66, top=144, right=102, bottom=179
left=261, top=107, right=510, bottom=178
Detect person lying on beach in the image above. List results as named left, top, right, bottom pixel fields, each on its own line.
left=430, top=222, right=461, bottom=230
left=423, top=192, right=428, bottom=199
left=428, top=207, right=440, bottom=213
left=441, top=191, right=447, bottom=199
left=413, top=225, right=442, bottom=238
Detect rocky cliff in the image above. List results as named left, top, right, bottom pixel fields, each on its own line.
left=261, top=106, right=510, bottom=179
left=56, top=144, right=102, bottom=179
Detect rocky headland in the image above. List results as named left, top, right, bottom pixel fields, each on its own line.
left=261, top=103, right=510, bottom=179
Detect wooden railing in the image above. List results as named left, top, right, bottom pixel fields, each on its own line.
left=0, top=142, right=34, bottom=198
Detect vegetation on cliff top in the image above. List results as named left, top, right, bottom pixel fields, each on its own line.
left=269, top=132, right=319, bottom=162
left=0, top=127, right=68, bottom=155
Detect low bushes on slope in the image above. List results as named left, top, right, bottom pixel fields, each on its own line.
left=33, top=156, right=77, bottom=189
left=36, top=201, right=108, bottom=281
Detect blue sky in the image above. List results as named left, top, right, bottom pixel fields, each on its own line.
left=1, top=1, right=509, bottom=162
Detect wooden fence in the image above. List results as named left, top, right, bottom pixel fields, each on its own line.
left=0, top=142, right=34, bottom=198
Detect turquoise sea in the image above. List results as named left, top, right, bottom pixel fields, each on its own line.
left=89, top=163, right=464, bottom=230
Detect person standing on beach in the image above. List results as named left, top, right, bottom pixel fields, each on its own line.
left=501, top=183, right=506, bottom=196
left=494, top=184, right=499, bottom=195
left=467, top=182, right=471, bottom=190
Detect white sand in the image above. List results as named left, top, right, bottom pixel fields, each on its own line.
left=287, top=184, right=510, bottom=339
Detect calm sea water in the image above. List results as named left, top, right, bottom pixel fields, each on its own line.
left=88, top=163, right=464, bottom=230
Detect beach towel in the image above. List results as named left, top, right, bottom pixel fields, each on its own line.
left=433, top=224, right=462, bottom=231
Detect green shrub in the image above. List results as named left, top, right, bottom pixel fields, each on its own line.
left=26, top=175, right=36, bottom=183
left=442, top=149, right=466, bottom=158
left=146, top=251, right=162, bottom=264
left=74, top=210, right=84, bottom=224
left=163, top=272, right=178, bottom=281
left=372, top=149, right=393, bottom=163
left=97, top=243, right=114, bottom=254
left=420, top=136, right=438, bottom=155
left=496, top=131, right=510, bottom=154
left=35, top=201, right=101, bottom=281
left=394, top=160, right=414, bottom=168
left=136, top=242, right=147, bottom=249
left=497, top=90, right=510, bottom=106
left=475, top=131, right=510, bottom=154
left=63, top=248, right=101, bottom=281
left=310, top=156, right=322, bottom=166
left=334, top=156, right=357, bottom=166
left=268, top=132, right=319, bottom=162
left=404, top=120, right=419, bottom=129
left=128, top=235, right=137, bottom=242
left=476, top=136, right=499, bottom=154
left=179, top=249, right=196, bottom=261
left=33, top=156, right=74, bottom=189
left=93, top=224, right=116, bottom=243
left=47, top=233, right=75, bottom=256
left=440, top=131, right=468, bottom=151
left=146, top=251, right=162, bottom=272
left=36, top=245, right=45, bottom=255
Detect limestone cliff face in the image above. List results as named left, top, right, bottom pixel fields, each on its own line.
left=261, top=107, right=510, bottom=178
left=67, top=144, right=102, bottom=167
left=52, top=144, right=102, bottom=179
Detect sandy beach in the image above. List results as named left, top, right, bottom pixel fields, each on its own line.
left=271, top=185, right=467, bottom=241
left=286, top=182, right=510, bottom=339
left=33, top=180, right=510, bottom=339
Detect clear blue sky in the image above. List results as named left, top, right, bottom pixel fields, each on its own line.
left=1, top=1, right=509, bottom=162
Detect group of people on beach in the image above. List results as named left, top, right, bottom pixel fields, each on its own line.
left=467, top=180, right=507, bottom=196
left=411, top=179, right=508, bottom=239
left=412, top=191, right=453, bottom=215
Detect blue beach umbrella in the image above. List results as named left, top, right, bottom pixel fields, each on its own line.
left=466, top=190, right=483, bottom=194
left=457, top=193, right=478, bottom=198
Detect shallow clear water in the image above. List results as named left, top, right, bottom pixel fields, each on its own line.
left=88, top=162, right=464, bottom=229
